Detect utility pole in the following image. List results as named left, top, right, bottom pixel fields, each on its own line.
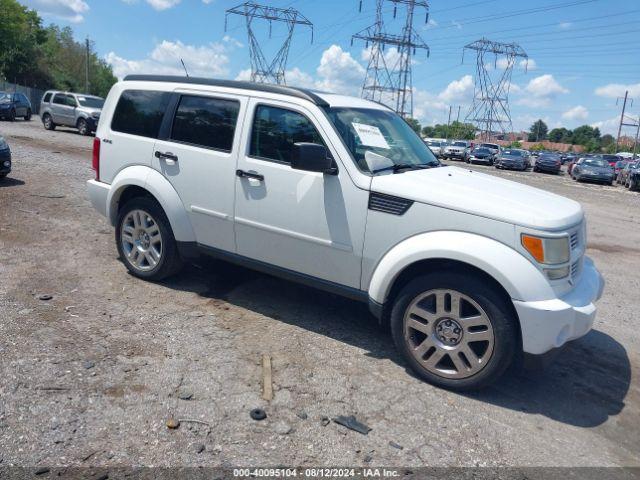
left=352, top=0, right=430, bottom=118
left=634, top=116, right=640, bottom=159
left=445, top=105, right=452, bottom=141
left=615, top=90, right=638, bottom=153
left=85, top=37, right=90, bottom=94
left=225, top=2, right=313, bottom=85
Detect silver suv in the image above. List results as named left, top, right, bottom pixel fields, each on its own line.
left=40, top=91, right=104, bottom=135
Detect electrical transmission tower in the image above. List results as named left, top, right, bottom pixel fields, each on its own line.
left=225, top=2, right=313, bottom=85
left=463, top=38, right=528, bottom=141
left=352, top=0, right=430, bottom=118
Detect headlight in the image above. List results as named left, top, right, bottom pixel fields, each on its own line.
left=521, top=234, right=570, bottom=265
left=3, top=160, right=10, bottom=167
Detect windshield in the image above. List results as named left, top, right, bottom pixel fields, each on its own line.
left=473, top=148, right=491, bottom=154
left=77, top=96, right=104, bottom=108
left=325, top=107, right=440, bottom=174
left=502, top=150, right=523, bottom=156
left=583, top=158, right=609, bottom=167
left=0, top=92, right=10, bottom=102
left=480, top=144, right=498, bottom=149
left=426, top=141, right=441, bottom=147
left=453, top=141, right=467, bottom=147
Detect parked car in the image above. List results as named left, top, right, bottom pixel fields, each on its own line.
left=0, top=136, right=11, bottom=178
left=467, top=147, right=495, bottom=165
left=602, top=154, right=621, bottom=168
left=567, top=155, right=596, bottom=175
left=628, top=164, right=640, bottom=191
left=477, top=142, right=501, bottom=157
left=617, top=160, right=640, bottom=187
left=442, top=140, right=470, bottom=162
left=424, top=140, right=444, bottom=158
left=534, top=153, right=562, bottom=174
left=87, top=75, right=604, bottom=391
left=40, top=91, right=105, bottom=135
left=572, top=157, right=614, bottom=185
left=0, top=91, right=32, bottom=121
left=495, top=149, right=530, bottom=171
left=560, top=153, right=576, bottom=165
left=613, top=160, right=628, bottom=178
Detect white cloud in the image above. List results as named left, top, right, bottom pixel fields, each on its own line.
left=591, top=116, right=621, bottom=135
left=517, top=74, right=568, bottom=107
left=412, top=75, right=475, bottom=123
left=314, top=45, right=365, bottom=95
left=106, top=40, right=229, bottom=79
left=20, top=0, right=89, bottom=22
left=562, top=105, right=589, bottom=121
left=145, top=0, right=181, bottom=10
left=595, top=82, right=640, bottom=98
left=438, top=75, right=474, bottom=103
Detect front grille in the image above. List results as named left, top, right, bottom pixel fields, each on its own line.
left=368, top=192, right=414, bottom=216
left=571, top=259, right=582, bottom=280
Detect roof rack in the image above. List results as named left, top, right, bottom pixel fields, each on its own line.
left=122, top=75, right=329, bottom=107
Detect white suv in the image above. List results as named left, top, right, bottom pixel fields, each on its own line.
left=87, top=75, right=604, bottom=390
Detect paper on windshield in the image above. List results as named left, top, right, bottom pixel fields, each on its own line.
left=352, top=122, right=390, bottom=149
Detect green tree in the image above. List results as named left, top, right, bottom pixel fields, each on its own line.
left=571, top=125, right=600, bottom=147
left=528, top=119, right=548, bottom=142
left=508, top=141, right=522, bottom=148
left=548, top=127, right=572, bottom=143
left=405, top=117, right=422, bottom=134
left=0, top=0, right=48, bottom=85
left=421, top=121, right=476, bottom=140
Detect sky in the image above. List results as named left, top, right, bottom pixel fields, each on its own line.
left=17, top=0, right=640, bottom=135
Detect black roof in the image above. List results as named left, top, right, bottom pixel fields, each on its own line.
left=123, top=75, right=329, bottom=107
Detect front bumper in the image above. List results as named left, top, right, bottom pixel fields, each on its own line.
left=469, top=156, right=492, bottom=164
left=497, top=161, right=524, bottom=170
left=536, top=163, right=561, bottom=173
left=513, top=256, right=604, bottom=355
left=87, top=179, right=110, bottom=218
left=444, top=151, right=466, bottom=160
left=579, top=173, right=614, bottom=183
left=0, top=148, right=11, bottom=174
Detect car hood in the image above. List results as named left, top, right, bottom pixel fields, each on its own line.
left=500, top=156, right=524, bottom=162
left=78, top=107, right=102, bottom=115
left=370, top=166, right=584, bottom=230
left=471, top=152, right=491, bottom=157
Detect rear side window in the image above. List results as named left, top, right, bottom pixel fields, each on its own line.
left=170, top=95, right=240, bottom=152
left=52, top=94, right=67, bottom=105
left=43, top=93, right=52, bottom=103
left=111, top=90, right=171, bottom=139
left=249, top=105, right=324, bottom=164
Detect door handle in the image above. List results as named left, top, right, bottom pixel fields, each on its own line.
left=236, top=169, right=264, bottom=182
left=155, top=151, right=179, bottom=162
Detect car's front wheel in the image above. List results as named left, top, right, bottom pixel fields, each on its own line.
left=390, top=271, right=518, bottom=391
left=24, top=109, right=32, bottom=121
left=115, top=197, right=183, bottom=281
left=8, top=109, right=16, bottom=122
left=77, top=118, right=90, bottom=136
left=43, top=114, right=56, bottom=130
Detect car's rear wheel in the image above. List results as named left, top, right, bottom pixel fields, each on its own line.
left=8, top=109, right=16, bottom=122
left=77, top=118, right=90, bottom=136
left=24, top=109, right=32, bottom=121
left=629, top=177, right=638, bottom=191
left=390, top=271, right=518, bottom=391
left=43, top=114, right=56, bottom=130
left=115, top=197, right=183, bottom=281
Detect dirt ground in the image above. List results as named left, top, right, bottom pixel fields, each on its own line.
left=0, top=118, right=639, bottom=469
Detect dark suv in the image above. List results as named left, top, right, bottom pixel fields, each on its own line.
left=0, top=92, right=32, bottom=121
left=0, top=136, right=12, bottom=178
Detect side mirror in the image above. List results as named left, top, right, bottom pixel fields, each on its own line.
left=292, top=143, right=337, bottom=175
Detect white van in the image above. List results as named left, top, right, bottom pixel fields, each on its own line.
left=87, top=75, right=604, bottom=390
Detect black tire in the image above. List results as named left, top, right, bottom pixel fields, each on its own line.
left=390, top=271, right=518, bottom=391
left=115, top=196, right=183, bottom=281
left=43, top=114, right=56, bottom=130
left=8, top=109, right=16, bottom=122
left=77, top=118, right=90, bottom=136
left=533, top=166, right=539, bottom=172
left=630, top=178, right=638, bottom=191
left=24, top=109, right=32, bottom=121
left=0, top=173, right=7, bottom=179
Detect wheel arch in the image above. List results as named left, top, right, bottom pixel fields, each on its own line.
left=367, top=231, right=555, bottom=308
left=106, top=166, right=196, bottom=243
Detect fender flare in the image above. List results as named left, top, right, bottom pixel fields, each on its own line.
left=106, top=165, right=196, bottom=243
left=367, top=231, right=555, bottom=305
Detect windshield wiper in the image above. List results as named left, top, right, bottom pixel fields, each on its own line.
left=372, top=163, right=434, bottom=174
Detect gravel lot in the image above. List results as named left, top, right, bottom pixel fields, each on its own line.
left=0, top=118, right=639, bottom=469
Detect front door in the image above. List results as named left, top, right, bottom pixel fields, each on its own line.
left=233, top=98, right=367, bottom=289
left=152, top=90, right=247, bottom=252
left=51, top=93, right=75, bottom=126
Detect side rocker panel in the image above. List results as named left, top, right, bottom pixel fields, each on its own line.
left=106, top=165, right=196, bottom=243
left=367, top=231, right=556, bottom=306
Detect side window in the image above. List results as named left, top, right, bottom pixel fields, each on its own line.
left=170, top=95, right=240, bottom=152
left=43, top=93, right=52, bottom=103
left=66, top=95, right=77, bottom=107
left=249, top=105, right=324, bottom=164
left=52, top=94, right=67, bottom=105
left=111, top=90, right=171, bottom=139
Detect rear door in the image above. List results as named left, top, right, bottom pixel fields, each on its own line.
left=151, top=90, right=247, bottom=252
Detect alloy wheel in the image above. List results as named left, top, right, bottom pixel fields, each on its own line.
left=403, top=289, right=495, bottom=379
left=120, top=209, right=163, bottom=272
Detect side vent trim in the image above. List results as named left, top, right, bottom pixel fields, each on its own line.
left=368, top=192, right=414, bottom=216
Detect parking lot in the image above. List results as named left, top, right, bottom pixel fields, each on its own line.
left=0, top=118, right=639, bottom=468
